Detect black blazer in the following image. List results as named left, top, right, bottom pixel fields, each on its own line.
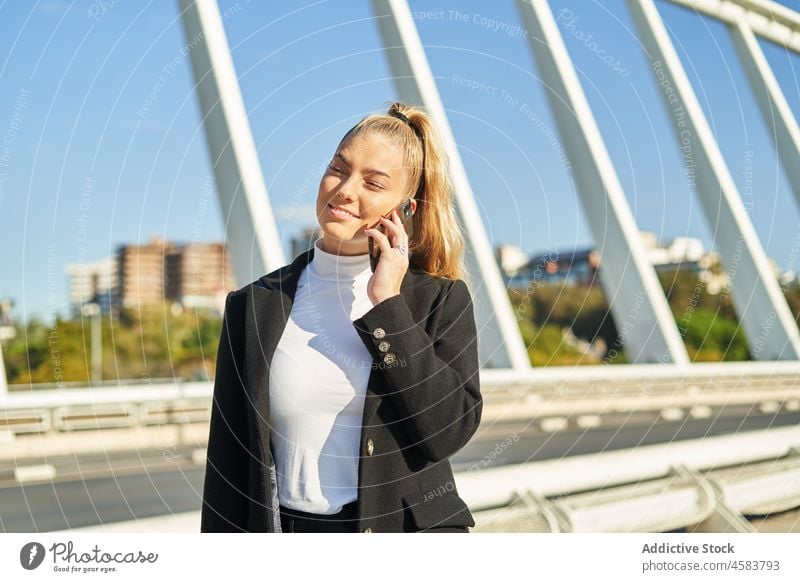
left=200, top=244, right=483, bottom=532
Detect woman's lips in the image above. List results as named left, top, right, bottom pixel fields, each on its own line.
left=328, top=204, right=360, bottom=221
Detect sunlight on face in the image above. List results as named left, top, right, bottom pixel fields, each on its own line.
left=315, top=131, right=416, bottom=256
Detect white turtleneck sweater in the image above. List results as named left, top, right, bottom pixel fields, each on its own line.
left=268, top=236, right=375, bottom=514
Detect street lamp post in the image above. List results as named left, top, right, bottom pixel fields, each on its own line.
left=0, top=298, right=16, bottom=399
left=81, top=303, right=102, bottom=384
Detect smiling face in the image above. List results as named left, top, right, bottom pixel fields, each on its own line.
left=316, top=131, right=418, bottom=256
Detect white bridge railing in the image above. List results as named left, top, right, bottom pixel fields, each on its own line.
left=1, top=361, right=799, bottom=435
left=462, top=425, right=800, bottom=533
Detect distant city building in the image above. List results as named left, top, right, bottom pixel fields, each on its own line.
left=0, top=298, right=15, bottom=341
left=640, top=231, right=705, bottom=265
left=534, top=247, right=600, bottom=287
left=101, top=236, right=237, bottom=312
left=496, top=244, right=529, bottom=277
left=779, top=269, right=799, bottom=287
left=499, top=231, right=741, bottom=292
left=503, top=246, right=600, bottom=288
left=116, top=236, right=174, bottom=309
left=65, top=257, right=118, bottom=315
left=165, top=242, right=235, bottom=310
left=637, top=232, right=738, bottom=295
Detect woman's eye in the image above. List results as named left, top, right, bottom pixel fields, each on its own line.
left=327, top=164, right=381, bottom=188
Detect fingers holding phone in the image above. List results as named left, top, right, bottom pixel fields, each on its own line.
left=368, top=197, right=415, bottom=272
left=364, top=205, right=414, bottom=305
left=369, top=210, right=407, bottom=256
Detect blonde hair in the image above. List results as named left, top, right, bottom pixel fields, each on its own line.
left=336, top=101, right=469, bottom=284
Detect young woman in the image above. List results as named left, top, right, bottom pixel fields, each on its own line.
left=200, top=102, right=482, bottom=533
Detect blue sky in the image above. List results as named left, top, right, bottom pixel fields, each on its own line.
left=1, top=0, right=800, bottom=323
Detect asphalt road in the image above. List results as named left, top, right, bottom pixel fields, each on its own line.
left=2, top=409, right=798, bottom=532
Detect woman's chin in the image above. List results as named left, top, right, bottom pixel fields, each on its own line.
left=320, top=224, right=366, bottom=241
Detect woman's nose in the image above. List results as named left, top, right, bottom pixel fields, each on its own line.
left=334, top=180, right=358, bottom=202
left=332, top=191, right=356, bottom=210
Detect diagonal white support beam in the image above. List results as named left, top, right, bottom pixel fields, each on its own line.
left=729, top=17, right=800, bottom=206
left=370, top=0, right=531, bottom=370
left=516, top=0, right=690, bottom=364
left=668, top=0, right=800, bottom=54
left=178, top=0, right=285, bottom=286
left=629, top=0, right=800, bottom=360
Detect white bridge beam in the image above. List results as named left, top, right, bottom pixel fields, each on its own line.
left=516, top=0, right=690, bottom=364
left=669, top=0, right=800, bottom=54
left=370, top=0, right=532, bottom=370
left=729, top=17, right=800, bottom=207
left=629, top=0, right=800, bottom=360
left=178, top=0, right=285, bottom=286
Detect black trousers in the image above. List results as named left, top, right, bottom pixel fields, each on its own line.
left=279, top=500, right=359, bottom=533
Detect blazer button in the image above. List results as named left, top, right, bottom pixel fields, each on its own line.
left=362, top=527, right=373, bottom=533
left=383, top=352, right=396, bottom=365
left=377, top=340, right=390, bottom=352
left=365, top=437, right=374, bottom=456
left=372, top=327, right=386, bottom=339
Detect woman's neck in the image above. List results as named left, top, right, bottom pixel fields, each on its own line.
left=318, top=235, right=369, bottom=256
left=311, top=237, right=371, bottom=281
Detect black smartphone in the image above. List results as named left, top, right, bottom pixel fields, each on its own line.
left=368, top=198, right=415, bottom=272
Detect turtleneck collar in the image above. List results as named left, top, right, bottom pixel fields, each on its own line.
left=309, top=236, right=371, bottom=281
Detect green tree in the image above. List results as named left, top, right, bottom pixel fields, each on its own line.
left=6, top=301, right=223, bottom=387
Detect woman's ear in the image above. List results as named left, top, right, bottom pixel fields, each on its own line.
left=410, top=198, right=418, bottom=215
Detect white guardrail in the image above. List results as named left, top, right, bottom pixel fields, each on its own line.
left=461, top=426, right=800, bottom=533
left=1, top=361, right=800, bottom=434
